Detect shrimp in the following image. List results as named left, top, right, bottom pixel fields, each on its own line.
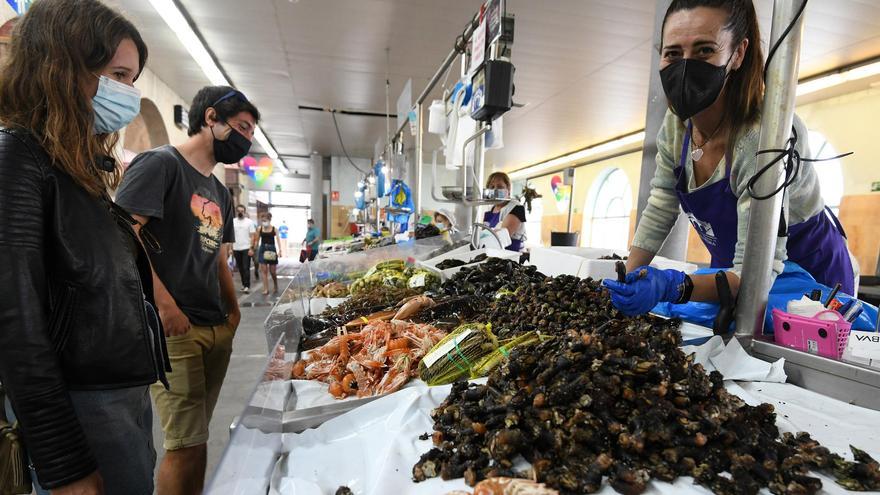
left=338, top=334, right=351, bottom=360
left=392, top=295, right=435, bottom=320
left=387, top=338, right=410, bottom=351
left=374, top=366, right=409, bottom=395
left=328, top=381, right=345, bottom=399
left=341, top=373, right=357, bottom=395
left=473, top=477, right=559, bottom=495
left=344, top=310, right=395, bottom=329
left=296, top=319, right=446, bottom=400
left=291, top=360, right=306, bottom=378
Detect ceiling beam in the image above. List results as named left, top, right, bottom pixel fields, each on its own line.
left=298, top=105, right=393, bottom=119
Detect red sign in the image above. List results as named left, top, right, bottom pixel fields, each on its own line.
left=331, top=191, right=340, bottom=202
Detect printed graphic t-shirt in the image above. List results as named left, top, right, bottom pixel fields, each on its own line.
left=116, top=145, right=234, bottom=326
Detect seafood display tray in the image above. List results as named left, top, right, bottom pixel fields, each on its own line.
left=529, top=246, right=697, bottom=280
left=266, top=381, right=880, bottom=495
left=416, top=246, right=520, bottom=280
left=270, top=321, right=717, bottom=434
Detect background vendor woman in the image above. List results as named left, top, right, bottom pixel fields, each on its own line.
left=604, top=0, right=853, bottom=316
left=483, top=172, right=527, bottom=252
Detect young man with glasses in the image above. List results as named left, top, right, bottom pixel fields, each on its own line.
left=115, top=86, right=260, bottom=495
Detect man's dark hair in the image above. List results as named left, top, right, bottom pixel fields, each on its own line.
left=188, top=85, right=260, bottom=136
left=237, top=204, right=246, bottom=210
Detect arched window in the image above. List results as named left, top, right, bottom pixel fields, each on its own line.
left=808, top=130, right=845, bottom=216
left=584, top=168, right=633, bottom=249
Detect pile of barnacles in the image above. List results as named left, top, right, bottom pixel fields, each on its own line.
left=413, top=313, right=880, bottom=494
left=488, top=274, right=616, bottom=339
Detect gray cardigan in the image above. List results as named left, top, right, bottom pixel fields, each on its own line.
left=631, top=109, right=824, bottom=278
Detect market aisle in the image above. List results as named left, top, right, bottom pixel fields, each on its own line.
left=151, top=259, right=300, bottom=490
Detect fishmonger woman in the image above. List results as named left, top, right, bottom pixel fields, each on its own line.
left=604, top=0, right=853, bottom=316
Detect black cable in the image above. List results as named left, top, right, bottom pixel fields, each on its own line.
left=749, top=0, right=853, bottom=236
left=747, top=126, right=853, bottom=201
left=747, top=125, right=852, bottom=236
left=331, top=111, right=369, bottom=175
left=762, top=0, right=809, bottom=83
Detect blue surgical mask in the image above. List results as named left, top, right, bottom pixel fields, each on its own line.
left=92, top=75, right=141, bottom=134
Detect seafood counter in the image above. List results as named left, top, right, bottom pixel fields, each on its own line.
left=209, top=245, right=880, bottom=495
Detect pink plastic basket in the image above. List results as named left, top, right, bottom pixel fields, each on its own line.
left=772, top=308, right=852, bottom=359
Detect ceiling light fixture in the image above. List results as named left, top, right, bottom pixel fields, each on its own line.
left=146, top=0, right=285, bottom=170
left=508, top=131, right=645, bottom=180
left=796, top=59, right=880, bottom=97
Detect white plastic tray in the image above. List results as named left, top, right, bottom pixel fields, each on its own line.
left=529, top=246, right=698, bottom=280
left=418, top=247, right=520, bottom=280
left=308, top=297, right=348, bottom=316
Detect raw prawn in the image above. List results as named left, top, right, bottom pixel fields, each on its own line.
left=343, top=309, right=396, bottom=329
left=473, top=478, right=559, bottom=495
left=291, top=320, right=445, bottom=399
left=393, top=295, right=435, bottom=320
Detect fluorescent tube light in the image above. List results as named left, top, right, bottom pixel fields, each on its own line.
left=797, top=60, right=880, bottom=97
left=253, top=127, right=278, bottom=159
left=508, top=131, right=645, bottom=180
left=146, top=0, right=286, bottom=171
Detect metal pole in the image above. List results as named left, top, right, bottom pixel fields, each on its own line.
left=415, top=103, right=423, bottom=214
left=735, top=0, right=805, bottom=344
left=309, top=152, right=324, bottom=239
left=635, top=0, right=689, bottom=262
left=392, top=13, right=478, bottom=140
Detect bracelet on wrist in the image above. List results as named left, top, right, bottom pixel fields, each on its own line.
left=675, top=274, right=694, bottom=304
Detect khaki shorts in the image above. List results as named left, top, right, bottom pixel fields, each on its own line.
left=151, top=320, right=235, bottom=451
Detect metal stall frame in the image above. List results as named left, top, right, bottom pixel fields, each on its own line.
left=392, top=13, right=480, bottom=216
left=733, top=0, right=880, bottom=408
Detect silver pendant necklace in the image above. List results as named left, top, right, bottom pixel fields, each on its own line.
left=690, top=119, right=724, bottom=162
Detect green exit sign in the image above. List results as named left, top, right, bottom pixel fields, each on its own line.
left=873, top=182, right=880, bottom=192
left=274, top=184, right=282, bottom=192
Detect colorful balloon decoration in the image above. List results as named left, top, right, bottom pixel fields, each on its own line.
left=550, top=174, right=571, bottom=213
left=240, top=156, right=274, bottom=185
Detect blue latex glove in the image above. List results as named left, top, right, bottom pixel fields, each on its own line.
left=602, top=266, right=687, bottom=316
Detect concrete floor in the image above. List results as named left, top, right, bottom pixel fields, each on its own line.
left=151, top=259, right=300, bottom=490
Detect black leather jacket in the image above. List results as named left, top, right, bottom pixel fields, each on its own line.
left=0, top=128, right=169, bottom=489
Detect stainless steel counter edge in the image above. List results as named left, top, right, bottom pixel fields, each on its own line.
left=751, top=339, right=880, bottom=410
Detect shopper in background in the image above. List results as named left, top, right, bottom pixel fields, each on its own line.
left=604, top=0, right=854, bottom=317
left=279, top=220, right=290, bottom=252
left=232, top=204, right=256, bottom=293
left=482, top=172, right=527, bottom=252
left=257, top=212, right=283, bottom=294
left=0, top=1, right=167, bottom=494
left=115, top=86, right=260, bottom=495
left=434, top=209, right=458, bottom=245
left=434, top=209, right=457, bottom=234
left=302, top=218, right=321, bottom=262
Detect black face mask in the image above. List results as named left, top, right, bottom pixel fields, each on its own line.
left=659, top=56, right=732, bottom=121
left=237, top=212, right=245, bottom=218
left=212, top=124, right=252, bottom=164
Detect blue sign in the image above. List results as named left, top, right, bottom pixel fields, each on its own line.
left=5, top=0, right=32, bottom=14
